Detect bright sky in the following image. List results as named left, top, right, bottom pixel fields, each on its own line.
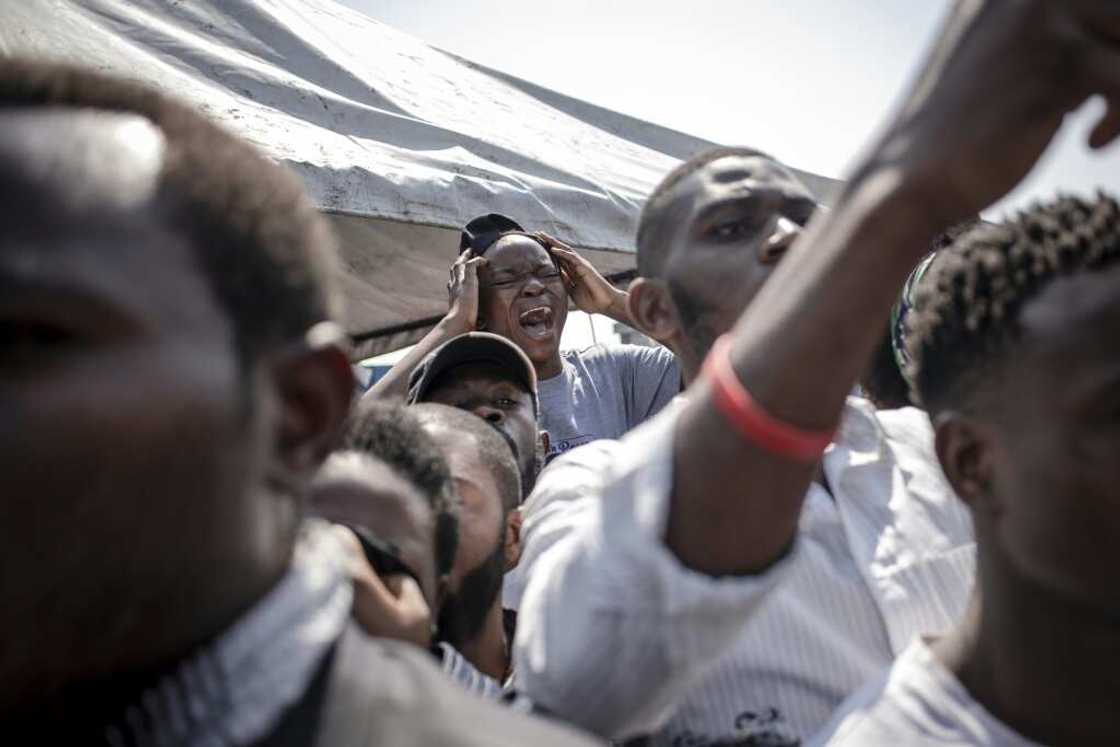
left=345, top=0, right=1120, bottom=358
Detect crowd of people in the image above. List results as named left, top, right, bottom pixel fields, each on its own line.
left=4, top=1, right=1120, bottom=744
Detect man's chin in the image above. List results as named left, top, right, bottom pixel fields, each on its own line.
left=508, top=331, right=558, bottom=365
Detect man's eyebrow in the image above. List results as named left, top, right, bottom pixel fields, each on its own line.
left=0, top=264, right=132, bottom=317
left=694, top=192, right=817, bottom=227
left=492, top=380, right=531, bottom=396
left=693, top=194, right=763, bottom=226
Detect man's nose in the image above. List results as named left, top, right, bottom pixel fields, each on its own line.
left=760, top=216, right=801, bottom=263
left=520, top=276, right=546, bottom=297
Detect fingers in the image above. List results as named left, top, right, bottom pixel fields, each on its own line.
left=449, top=253, right=487, bottom=288
left=449, top=251, right=468, bottom=290
left=331, top=525, right=368, bottom=570
left=461, top=256, right=488, bottom=285
left=384, top=574, right=428, bottom=613
left=550, top=245, right=587, bottom=275
left=535, top=231, right=574, bottom=251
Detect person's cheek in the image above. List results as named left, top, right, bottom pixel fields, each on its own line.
left=481, top=293, right=508, bottom=333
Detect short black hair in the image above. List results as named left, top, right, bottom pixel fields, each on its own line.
left=342, top=403, right=459, bottom=577
left=636, top=146, right=773, bottom=279
left=459, top=213, right=524, bottom=255
left=862, top=326, right=914, bottom=409
left=0, top=59, right=339, bottom=361
left=411, top=404, right=522, bottom=516
left=905, top=194, right=1120, bottom=413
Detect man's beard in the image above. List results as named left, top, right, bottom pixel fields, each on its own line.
left=668, top=278, right=721, bottom=363
left=436, top=539, right=507, bottom=648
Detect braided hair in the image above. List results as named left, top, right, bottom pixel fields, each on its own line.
left=904, top=194, right=1120, bottom=412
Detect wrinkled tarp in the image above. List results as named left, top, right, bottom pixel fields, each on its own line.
left=0, top=0, right=841, bottom=356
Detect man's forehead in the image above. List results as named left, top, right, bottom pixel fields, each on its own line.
left=314, top=454, right=430, bottom=521
left=1021, top=264, right=1120, bottom=354
left=486, top=235, right=550, bottom=265
left=688, top=154, right=806, bottom=196
left=432, top=361, right=529, bottom=393
left=0, top=108, right=166, bottom=212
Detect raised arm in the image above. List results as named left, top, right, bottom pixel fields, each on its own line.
left=364, top=251, right=487, bottom=400
left=667, top=0, right=1120, bottom=576
left=536, top=233, right=636, bottom=328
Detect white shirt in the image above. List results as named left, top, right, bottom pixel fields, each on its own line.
left=811, top=639, right=1044, bottom=746
left=438, top=641, right=507, bottom=700
left=513, top=398, right=976, bottom=744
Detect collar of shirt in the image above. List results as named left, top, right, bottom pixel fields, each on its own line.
left=102, top=520, right=353, bottom=746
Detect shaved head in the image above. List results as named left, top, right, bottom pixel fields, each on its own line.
left=0, top=59, right=339, bottom=362
left=0, top=61, right=353, bottom=716
left=0, top=109, right=165, bottom=212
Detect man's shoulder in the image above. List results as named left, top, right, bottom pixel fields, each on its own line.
left=525, top=438, right=624, bottom=515
left=561, top=342, right=675, bottom=372
left=314, top=625, right=598, bottom=746
left=543, top=436, right=626, bottom=474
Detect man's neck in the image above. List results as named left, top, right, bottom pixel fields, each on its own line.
left=458, top=600, right=509, bottom=682
left=535, top=351, right=564, bottom=381
left=936, top=573, right=1120, bottom=744
left=3, top=549, right=295, bottom=735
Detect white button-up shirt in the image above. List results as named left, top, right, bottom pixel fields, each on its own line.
left=512, top=398, right=975, bottom=745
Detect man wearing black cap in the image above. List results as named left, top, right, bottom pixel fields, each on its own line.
left=405, top=331, right=549, bottom=615
left=367, top=213, right=681, bottom=461
left=407, top=331, right=545, bottom=498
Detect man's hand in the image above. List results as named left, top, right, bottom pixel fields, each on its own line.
left=333, top=525, right=432, bottom=649
left=364, top=250, right=488, bottom=400
left=666, top=0, right=1120, bottom=577
left=536, top=232, right=630, bottom=322
left=446, top=250, right=488, bottom=332
left=867, top=0, right=1120, bottom=231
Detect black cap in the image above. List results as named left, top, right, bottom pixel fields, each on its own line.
left=407, top=332, right=539, bottom=416
left=459, top=213, right=524, bottom=255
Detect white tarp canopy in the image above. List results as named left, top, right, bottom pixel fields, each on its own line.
left=0, top=0, right=840, bottom=356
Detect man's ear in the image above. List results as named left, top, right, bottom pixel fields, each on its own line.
left=628, top=277, right=682, bottom=346
left=504, top=508, right=523, bottom=571
left=435, top=573, right=453, bottom=613
left=934, top=411, right=1000, bottom=518
left=537, top=430, right=550, bottom=464
left=273, top=340, right=355, bottom=478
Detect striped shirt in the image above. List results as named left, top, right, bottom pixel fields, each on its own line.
left=513, top=398, right=975, bottom=745
left=437, top=642, right=507, bottom=700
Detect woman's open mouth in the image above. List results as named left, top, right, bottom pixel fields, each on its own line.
left=517, top=305, right=555, bottom=340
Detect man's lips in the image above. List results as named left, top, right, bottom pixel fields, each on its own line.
left=518, top=306, right=553, bottom=325
left=517, top=305, right=555, bottom=340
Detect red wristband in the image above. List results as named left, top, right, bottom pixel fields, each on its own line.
left=703, top=335, right=834, bottom=463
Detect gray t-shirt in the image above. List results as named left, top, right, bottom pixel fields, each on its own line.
left=537, top=343, right=680, bottom=461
